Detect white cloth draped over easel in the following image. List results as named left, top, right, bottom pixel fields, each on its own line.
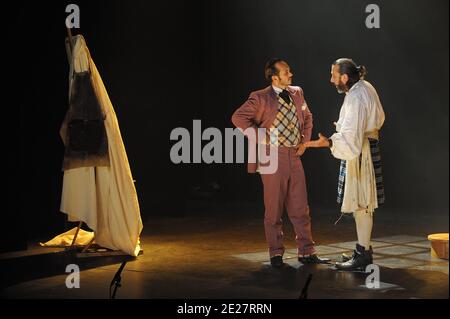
left=59, top=35, right=143, bottom=256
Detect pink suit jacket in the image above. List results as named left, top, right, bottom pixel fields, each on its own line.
left=231, top=85, right=313, bottom=173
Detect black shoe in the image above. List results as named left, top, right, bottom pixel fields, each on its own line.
left=270, top=255, right=283, bottom=268
left=341, top=245, right=373, bottom=262
left=336, top=244, right=373, bottom=271
left=298, top=254, right=331, bottom=264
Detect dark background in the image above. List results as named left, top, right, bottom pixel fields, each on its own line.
left=6, top=0, right=448, bottom=251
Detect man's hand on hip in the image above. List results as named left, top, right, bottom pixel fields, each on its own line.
left=296, top=143, right=307, bottom=156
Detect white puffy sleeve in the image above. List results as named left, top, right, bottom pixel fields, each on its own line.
left=329, top=94, right=367, bottom=161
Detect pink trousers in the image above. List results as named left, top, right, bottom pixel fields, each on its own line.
left=260, top=147, right=316, bottom=257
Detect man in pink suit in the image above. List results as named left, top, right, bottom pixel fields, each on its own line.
left=232, top=58, right=329, bottom=267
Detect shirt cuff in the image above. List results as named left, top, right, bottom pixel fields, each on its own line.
left=329, top=136, right=336, bottom=155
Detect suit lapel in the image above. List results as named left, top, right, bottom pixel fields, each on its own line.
left=287, top=87, right=304, bottom=124
left=265, top=86, right=279, bottom=118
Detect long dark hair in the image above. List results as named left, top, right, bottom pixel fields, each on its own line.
left=332, top=58, right=367, bottom=89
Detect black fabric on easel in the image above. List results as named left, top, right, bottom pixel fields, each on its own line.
left=61, top=70, right=109, bottom=170
left=68, top=72, right=107, bottom=153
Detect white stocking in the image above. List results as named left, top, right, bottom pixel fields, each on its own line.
left=353, top=210, right=373, bottom=250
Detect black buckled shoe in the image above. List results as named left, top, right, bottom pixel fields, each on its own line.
left=336, top=244, right=373, bottom=271
left=270, top=255, right=284, bottom=268
left=341, top=245, right=373, bottom=262
left=298, top=254, right=331, bottom=264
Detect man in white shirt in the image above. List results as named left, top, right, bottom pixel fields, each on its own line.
left=304, top=58, right=385, bottom=271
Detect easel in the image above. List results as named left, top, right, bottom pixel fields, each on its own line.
left=64, top=27, right=141, bottom=258
left=60, top=26, right=145, bottom=300
left=65, top=27, right=95, bottom=255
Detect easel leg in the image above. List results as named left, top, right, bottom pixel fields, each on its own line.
left=70, top=221, right=83, bottom=249
left=81, top=236, right=95, bottom=253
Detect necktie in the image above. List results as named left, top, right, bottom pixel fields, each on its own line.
left=279, top=89, right=291, bottom=104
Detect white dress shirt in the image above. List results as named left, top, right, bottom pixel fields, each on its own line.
left=330, top=80, right=385, bottom=160
left=272, top=85, right=282, bottom=94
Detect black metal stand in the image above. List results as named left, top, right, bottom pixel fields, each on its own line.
left=299, top=274, right=313, bottom=299
left=109, top=261, right=128, bottom=299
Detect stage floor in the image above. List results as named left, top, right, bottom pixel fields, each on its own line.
left=1, top=203, right=448, bottom=299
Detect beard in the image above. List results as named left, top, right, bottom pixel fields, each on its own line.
left=335, top=80, right=348, bottom=94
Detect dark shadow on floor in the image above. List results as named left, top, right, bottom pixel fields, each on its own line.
left=230, top=262, right=447, bottom=299
left=0, top=249, right=134, bottom=291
